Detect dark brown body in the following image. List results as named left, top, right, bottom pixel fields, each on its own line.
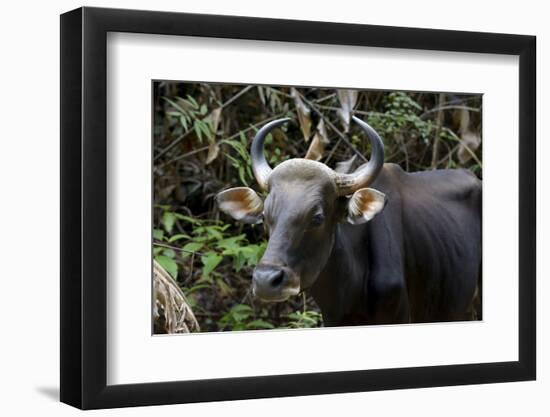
left=310, top=163, right=482, bottom=325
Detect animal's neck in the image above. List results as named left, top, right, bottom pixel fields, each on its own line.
left=309, top=223, right=370, bottom=326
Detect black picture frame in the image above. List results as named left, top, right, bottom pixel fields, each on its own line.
left=60, top=6, right=536, bottom=410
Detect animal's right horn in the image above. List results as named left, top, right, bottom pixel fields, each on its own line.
left=333, top=116, right=385, bottom=195
left=250, top=118, right=291, bottom=191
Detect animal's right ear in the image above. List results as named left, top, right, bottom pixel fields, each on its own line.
left=346, top=188, right=387, bottom=225
left=216, top=187, right=264, bottom=224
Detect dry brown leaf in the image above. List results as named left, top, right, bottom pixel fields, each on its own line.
left=304, top=133, right=325, bottom=161
left=305, top=119, right=330, bottom=161
left=209, top=107, right=222, bottom=134
left=317, top=117, right=328, bottom=141
left=290, top=88, right=312, bottom=141
left=458, top=130, right=481, bottom=164
left=337, top=89, right=358, bottom=132
left=153, top=260, right=200, bottom=334
left=453, top=107, right=470, bottom=133
left=159, top=184, right=176, bottom=199
left=205, top=142, right=220, bottom=165
left=257, top=86, right=266, bottom=105
left=453, top=108, right=481, bottom=164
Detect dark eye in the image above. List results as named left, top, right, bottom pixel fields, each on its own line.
left=310, top=213, right=324, bottom=228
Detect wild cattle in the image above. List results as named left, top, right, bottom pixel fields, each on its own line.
left=217, top=117, right=482, bottom=325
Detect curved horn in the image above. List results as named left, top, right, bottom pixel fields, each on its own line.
left=334, top=116, right=385, bottom=195
left=250, top=118, right=291, bottom=190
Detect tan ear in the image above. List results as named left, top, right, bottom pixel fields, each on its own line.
left=216, top=187, right=264, bottom=224
left=347, top=188, right=387, bottom=225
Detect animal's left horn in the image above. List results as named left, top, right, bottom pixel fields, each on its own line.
left=334, top=116, right=385, bottom=195
left=250, top=118, right=291, bottom=190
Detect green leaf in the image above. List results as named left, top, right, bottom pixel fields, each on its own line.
left=194, top=120, right=203, bottom=142
left=201, top=252, right=223, bottom=277
left=153, top=228, right=164, bottom=241
left=238, top=166, right=248, bottom=186
left=180, top=115, right=188, bottom=131
left=162, top=212, right=176, bottom=233
left=162, top=248, right=176, bottom=258
left=186, top=95, right=199, bottom=109
left=173, top=213, right=201, bottom=225
left=184, top=283, right=212, bottom=295
left=167, top=233, right=192, bottom=243
left=162, top=97, right=188, bottom=116
left=182, top=241, right=203, bottom=253
left=200, top=104, right=208, bottom=115
left=155, top=255, right=178, bottom=279
left=203, top=225, right=225, bottom=241
left=246, top=320, right=275, bottom=329
left=230, top=304, right=253, bottom=313
left=232, top=251, right=246, bottom=272
left=216, top=234, right=247, bottom=250
left=229, top=304, right=253, bottom=321
left=215, top=277, right=234, bottom=296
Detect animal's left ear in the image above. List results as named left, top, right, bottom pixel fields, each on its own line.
left=346, top=188, right=387, bottom=225
left=216, top=187, right=264, bottom=224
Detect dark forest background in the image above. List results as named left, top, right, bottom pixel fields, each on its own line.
left=152, top=82, right=482, bottom=333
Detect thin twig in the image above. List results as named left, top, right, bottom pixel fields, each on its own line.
left=442, top=127, right=483, bottom=167
left=189, top=251, right=195, bottom=282
left=311, top=93, right=336, bottom=104
left=153, top=241, right=207, bottom=256
left=314, top=105, right=381, bottom=118
left=154, top=129, right=195, bottom=161
left=352, top=109, right=385, bottom=118
left=221, top=85, right=254, bottom=108
left=436, top=144, right=459, bottom=166
left=421, top=105, right=480, bottom=119
left=431, top=93, right=446, bottom=169
left=324, top=137, right=342, bottom=165
left=266, top=86, right=292, bottom=98
left=240, top=287, right=252, bottom=305
left=156, top=145, right=210, bottom=171
left=224, top=112, right=288, bottom=142
left=400, top=137, right=410, bottom=171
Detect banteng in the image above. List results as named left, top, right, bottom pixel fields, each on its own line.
left=217, top=117, right=482, bottom=325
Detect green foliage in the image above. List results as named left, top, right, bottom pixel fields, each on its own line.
left=285, top=310, right=323, bottom=328
left=216, top=235, right=266, bottom=271
left=201, top=252, right=223, bottom=277
left=155, top=255, right=178, bottom=279
left=153, top=205, right=280, bottom=331
left=221, top=133, right=254, bottom=186
left=163, top=95, right=216, bottom=144
left=218, top=304, right=254, bottom=330
left=367, top=92, right=433, bottom=144
left=181, top=241, right=203, bottom=257
left=162, top=212, right=176, bottom=234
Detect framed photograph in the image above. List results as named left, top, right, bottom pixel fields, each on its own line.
left=60, top=6, right=536, bottom=410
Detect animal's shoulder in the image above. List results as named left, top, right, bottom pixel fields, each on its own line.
left=395, top=166, right=480, bottom=194
left=374, top=165, right=481, bottom=212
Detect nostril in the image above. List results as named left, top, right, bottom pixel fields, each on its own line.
left=269, top=270, right=285, bottom=288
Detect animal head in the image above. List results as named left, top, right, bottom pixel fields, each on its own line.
left=216, top=116, right=386, bottom=302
